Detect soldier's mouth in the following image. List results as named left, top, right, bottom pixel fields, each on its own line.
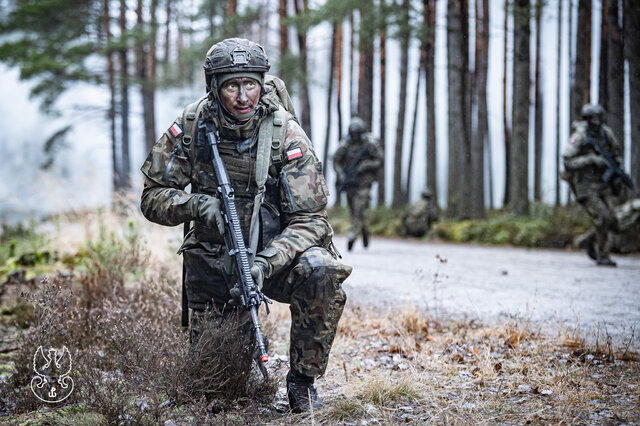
left=234, top=106, right=252, bottom=114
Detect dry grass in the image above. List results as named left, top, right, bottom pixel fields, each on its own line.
left=1, top=209, right=638, bottom=424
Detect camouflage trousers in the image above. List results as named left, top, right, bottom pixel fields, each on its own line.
left=346, top=186, right=372, bottom=242
left=190, top=246, right=351, bottom=378
left=577, top=192, right=619, bottom=259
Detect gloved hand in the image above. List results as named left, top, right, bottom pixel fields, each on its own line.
left=592, top=155, right=608, bottom=169
left=250, top=256, right=270, bottom=292
left=228, top=257, right=269, bottom=306
left=197, top=195, right=224, bottom=235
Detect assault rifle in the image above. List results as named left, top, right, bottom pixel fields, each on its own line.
left=204, top=121, right=270, bottom=367
left=336, top=142, right=369, bottom=195
left=584, top=131, right=637, bottom=195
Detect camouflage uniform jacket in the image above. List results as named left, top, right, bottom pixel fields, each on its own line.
left=140, top=100, right=333, bottom=285
left=333, top=134, right=383, bottom=188
left=562, top=121, right=622, bottom=200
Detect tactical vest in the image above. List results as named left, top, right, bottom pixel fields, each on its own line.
left=179, top=96, right=289, bottom=253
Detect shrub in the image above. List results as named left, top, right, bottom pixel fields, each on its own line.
left=431, top=204, right=592, bottom=248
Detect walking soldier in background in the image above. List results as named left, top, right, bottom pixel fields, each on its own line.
left=333, top=117, right=383, bottom=251
left=562, top=104, right=632, bottom=267
left=139, top=38, right=351, bottom=413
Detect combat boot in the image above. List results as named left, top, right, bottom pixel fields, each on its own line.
left=596, top=257, right=617, bottom=267
left=286, top=370, right=322, bottom=413
left=362, top=227, right=370, bottom=248
left=578, top=236, right=597, bottom=260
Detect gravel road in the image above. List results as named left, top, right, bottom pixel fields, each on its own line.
left=335, top=236, right=640, bottom=347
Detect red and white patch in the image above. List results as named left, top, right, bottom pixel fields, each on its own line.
left=286, top=147, right=303, bottom=161
left=169, top=122, right=183, bottom=137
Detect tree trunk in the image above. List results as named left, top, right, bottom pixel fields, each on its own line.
left=176, top=4, right=185, bottom=83
left=510, top=0, right=530, bottom=215
left=163, top=0, right=171, bottom=67
left=533, top=0, right=543, bottom=202
left=626, top=0, right=640, bottom=187
left=294, top=0, right=312, bottom=137
left=446, top=0, right=470, bottom=218
left=224, top=0, right=239, bottom=37
left=377, top=13, right=387, bottom=206
left=279, top=0, right=288, bottom=58
left=228, top=0, right=237, bottom=14
left=323, top=21, right=337, bottom=182
left=570, top=0, right=591, bottom=125
left=392, top=0, right=410, bottom=208
left=350, top=12, right=356, bottom=116
left=103, top=0, right=118, bottom=197
left=604, top=0, right=624, bottom=158
left=555, top=0, right=563, bottom=207
left=146, top=0, right=158, bottom=151
left=336, top=22, right=344, bottom=143
left=357, top=0, right=375, bottom=130
left=599, top=0, right=608, bottom=109
left=564, top=0, right=573, bottom=206
left=405, top=66, right=421, bottom=198
left=503, top=0, right=511, bottom=207
left=118, top=0, right=130, bottom=192
left=137, top=0, right=158, bottom=153
left=471, top=0, right=488, bottom=218
left=423, top=0, right=437, bottom=206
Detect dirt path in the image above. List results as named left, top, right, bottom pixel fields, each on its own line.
left=335, top=236, right=640, bottom=347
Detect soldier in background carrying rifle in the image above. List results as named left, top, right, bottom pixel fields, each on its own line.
left=334, top=117, right=383, bottom=251
left=562, top=104, right=635, bottom=267
left=139, top=38, right=351, bottom=413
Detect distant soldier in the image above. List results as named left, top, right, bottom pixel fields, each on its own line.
left=333, top=117, right=383, bottom=251
left=400, top=188, right=439, bottom=238
left=562, top=104, right=626, bottom=266
left=610, top=198, right=640, bottom=253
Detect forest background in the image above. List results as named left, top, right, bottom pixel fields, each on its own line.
left=0, top=0, right=639, bottom=225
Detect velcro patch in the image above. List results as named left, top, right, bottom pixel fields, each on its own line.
left=286, top=147, right=303, bottom=161
left=169, top=122, right=183, bottom=137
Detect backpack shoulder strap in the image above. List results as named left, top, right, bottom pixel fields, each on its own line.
left=269, top=107, right=287, bottom=172
left=248, top=106, right=288, bottom=261
left=181, top=95, right=208, bottom=157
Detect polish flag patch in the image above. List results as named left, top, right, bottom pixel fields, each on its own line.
left=286, top=147, right=303, bottom=161
left=169, top=122, right=183, bottom=137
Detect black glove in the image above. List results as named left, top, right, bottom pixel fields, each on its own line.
left=197, top=195, right=224, bottom=235
left=228, top=257, right=269, bottom=306
left=250, top=257, right=269, bottom=291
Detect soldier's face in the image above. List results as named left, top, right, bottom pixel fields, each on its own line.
left=589, top=116, right=601, bottom=127
left=219, top=77, right=261, bottom=120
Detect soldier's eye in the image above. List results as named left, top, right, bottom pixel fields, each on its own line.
left=224, top=83, right=239, bottom=93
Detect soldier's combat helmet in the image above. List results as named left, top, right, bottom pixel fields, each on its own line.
left=421, top=188, right=433, bottom=200
left=348, top=117, right=366, bottom=138
left=203, top=38, right=270, bottom=93
left=581, top=104, right=605, bottom=120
